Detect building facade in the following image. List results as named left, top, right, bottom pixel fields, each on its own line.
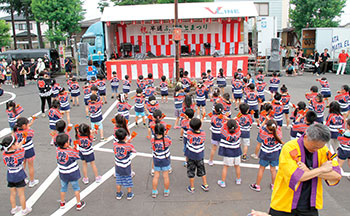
left=1, top=14, right=50, bottom=49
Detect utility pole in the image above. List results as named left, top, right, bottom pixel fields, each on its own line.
left=174, top=0, right=180, bottom=82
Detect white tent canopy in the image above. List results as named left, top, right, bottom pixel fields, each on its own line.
left=101, top=1, right=258, bottom=22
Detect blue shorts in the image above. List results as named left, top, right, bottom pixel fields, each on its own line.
left=283, top=109, right=289, bottom=114
left=338, top=148, right=350, bottom=160
left=71, top=92, right=80, bottom=97
left=316, top=116, right=324, bottom=124
left=276, top=120, right=283, bottom=127
left=161, top=91, right=168, bottom=96
left=111, top=86, right=118, bottom=93
left=84, top=98, right=89, bottom=106
left=175, top=109, right=181, bottom=117
left=135, top=111, right=145, bottom=117
left=259, top=159, right=279, bottom=167
left=123, top=88, right=130, bottom=93
left=196, top=101, right=206, bottom=107
left=115, top=173, right=133, bottom=188
left=79, top=152, right=95, bottom=163
left=269, top=87, right=278, bottom=93
left=218, top=84, right=226, bottom=88
left=60, top=106, right=70, bottom=111
left=91, top=121, right=103, bottom=130
left=258, top=95, right=265, bottom=102
left=60, top=179, right=80, bottom=192
left=154, top=165, right=171, bottom=172
left=234, top=94, right=243, bottom=99
left=99, top=90, right=106, bottom=96
left=321, top=91, right=331, bottom=98
left=24, top=148, right=35, bottom=159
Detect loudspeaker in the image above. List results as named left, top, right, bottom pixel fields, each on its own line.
left=181, top=45, right=189, bottom=54
left=121, top=43, right=132, bottom=52
left=204, top=43, right=210, bottom=49
left=134, top=45, right=140, bottom=53
left=147, top=51, right=155, bottom=58
left=271, top=38, right=280, bottom=52
left=79, top=43, right=89, bottom=65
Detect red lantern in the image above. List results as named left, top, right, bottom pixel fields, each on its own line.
left=217, top=18, right=222, bottom=23
left=208, top=18, right=212, bottom=24
left=151, top=20, right=155, bottom=24
left=132, top=20, right=136, bottom=24
left=178, top=19, right=182, bottom=23
left=227, top=17, right=231, bottom=22
left=202, top=18, right=206, bottom=23
left=245, top=16, right=248, bottom=22
left=141, top=20, right=145, bottom=24
left=160, top=20, right=164, bottom=24
left=190, top=19, right=194, bottom=23
left=169, top=19, right=173, bottom=24
left=120, top=21, right=125, bottom=25
left=107, top=21, right=111, bottom=27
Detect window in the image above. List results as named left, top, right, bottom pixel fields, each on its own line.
left=17, top=23, right=33, bottom=30
left=255, top=3, right=269, bottom=16
left=82, top=37, right=96, bottom=46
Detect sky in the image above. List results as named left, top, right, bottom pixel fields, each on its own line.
left=1, top=0, right=350, bottom=24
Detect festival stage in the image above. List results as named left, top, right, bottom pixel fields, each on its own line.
left=106, top=55, right=248, bottom=80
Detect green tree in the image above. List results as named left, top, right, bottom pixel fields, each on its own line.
left=0, top=19, right=11, bottom=48
left=98, top=0, right=110, bottom=13
left=290, top=0, right=346, bottom=37
left=31, top=0, right=84, bottom=47
left=0, top=0, right=23, bottom=49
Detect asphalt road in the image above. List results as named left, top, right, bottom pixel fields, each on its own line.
left=0, top=71, right=349, bottom=216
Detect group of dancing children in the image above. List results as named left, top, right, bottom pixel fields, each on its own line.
left=2, top=68, right=350, bottom=215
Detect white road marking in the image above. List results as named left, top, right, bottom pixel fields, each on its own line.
left=14, top=168, right=59, bottom=216
left=17, top=92, right=138, bottom=214
left=101, top=90, right=136, bottom=121
left=0, top=109, right=45, bottom=139
left=51, top=118, right=143, bottom=215
left=50, top=167, right=115, bottom=216
left=0, top=91, right=16, bottom=106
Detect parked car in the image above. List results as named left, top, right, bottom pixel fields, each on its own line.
left=0, top=49, right=60, bottom=72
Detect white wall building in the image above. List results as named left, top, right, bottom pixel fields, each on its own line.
left=216, top=0, right=290, bottom=33
left=1, top=14, right=50, bottom=49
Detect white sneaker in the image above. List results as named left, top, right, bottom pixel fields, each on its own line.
left=131, top=171, right=136, bottom=178
left=28, top=179, right=39, bottom=188
left=208, top=160, right=214, bottom=166
left=21, top=207, right=32, bottom=216
left=82, top=177, right=89, bottom=185
left=10, top=206, right=21, bottom=215
left=217, top=180, right=226, bottom=188
left=24, top=179, right=29, bottom=185
left=41, top=113, right=45, bottom=118
left=95, top=176, right=102, bottom=183
left=151, top=169, right=154, bottom=176
left=235, top=178, right=242, bottom=185
left=250, top=154, right=258, bottom=160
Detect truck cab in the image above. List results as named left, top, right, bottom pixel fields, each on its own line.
left=81, top=22, right=105, bottom=64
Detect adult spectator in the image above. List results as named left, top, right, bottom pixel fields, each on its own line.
left=320, top=48, right=330, bottom=74
left=286, top=62, right=296, bottom=77
left=86, top=60, right=98, bottom=81
left=269, top=124, right=341, bottom=216
left=37, top=71, right=53, bottom=117
left=28, top=58, right=37, bottom=83
left=313, top=50, right=320, bottom=75
left=298, top=50, right=306, bottom=74
left=1, top=58, right=8, bottom=68
left=64, top=57, right=73, bottom=78
left=35, top=58, right=45, bottom=78
left=17, top=59, right=26, bottom=87
left=336, top=49, right=349, bottom=75
left=10, top=60, right=18, bottom=88
left=281, top=46, right=287, bottom=67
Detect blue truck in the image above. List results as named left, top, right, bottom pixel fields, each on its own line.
left=80, top=21, right=106, bottom=66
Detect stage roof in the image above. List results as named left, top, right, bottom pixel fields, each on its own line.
left=101, top=1, right=258, bottom=22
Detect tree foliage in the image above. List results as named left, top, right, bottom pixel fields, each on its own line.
left=289, top=0, right=346, bottom=37
left=98, top=0, right=110, bottom=13
left=31, top=0, right=85, bottom=45
left=0, top=19, right=11, bottom=47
